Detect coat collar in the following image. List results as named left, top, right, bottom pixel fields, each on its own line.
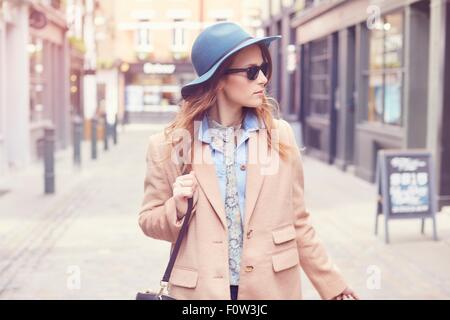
left=198, top=108, right=266, bottom=144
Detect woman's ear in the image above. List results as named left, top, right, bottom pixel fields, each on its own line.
left=217, top=77, right=228, bottom=92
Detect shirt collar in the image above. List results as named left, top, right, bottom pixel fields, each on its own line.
left=198, top=108, right=265, bottom=144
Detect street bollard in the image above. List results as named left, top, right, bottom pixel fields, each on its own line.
left=73, top=115, right=83, bottom=166
left=91, top=117, right=97, bottom=160
left=103, top=114, right=109, bottom=151
left=44, top=125, right=55, bottom=194
left=112, top=114, right=118, bottom=145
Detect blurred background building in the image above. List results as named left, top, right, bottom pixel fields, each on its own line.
left=94, top=0, right=264, bottom=124
left=262, top=0, right=450, bottom=210
left=0, top=0, right=264, bottom=176
left=1, top=0, right=71, bottom=173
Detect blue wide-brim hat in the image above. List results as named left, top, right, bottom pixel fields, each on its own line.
left=181, top=22, right=281, bottom=99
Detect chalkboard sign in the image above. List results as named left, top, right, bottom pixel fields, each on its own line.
left=375, top=149, right=438, bottom=243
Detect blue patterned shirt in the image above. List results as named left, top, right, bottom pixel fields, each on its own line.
left=198, top=109, right=264, bottom=223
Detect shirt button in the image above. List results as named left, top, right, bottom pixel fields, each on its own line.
left=245, top=266, right=254, bottom=272
left=240, top=164, right=246, bottom=171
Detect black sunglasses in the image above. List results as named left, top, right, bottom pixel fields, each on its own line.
left=224, top=62, right=269, bottom=80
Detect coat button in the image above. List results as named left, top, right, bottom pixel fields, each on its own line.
left=245, top=266, right=254, bottom=272
left=240, top=164, right=246, bottom=171
left=246, top=229, right=253, bottom=239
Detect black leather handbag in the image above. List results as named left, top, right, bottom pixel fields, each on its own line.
left=136, top=197, right=193, bottom=300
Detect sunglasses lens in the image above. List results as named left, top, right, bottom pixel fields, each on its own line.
left=261, top=63, right=269, bottom=76
left=247, top=66, right=259, bottom=80
left=247, top=63, right=269, bottom=80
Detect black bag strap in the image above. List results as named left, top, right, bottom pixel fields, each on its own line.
left=161, top=197, right=193, bottom=283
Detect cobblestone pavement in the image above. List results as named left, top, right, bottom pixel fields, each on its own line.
left=1, top=121, right=449, bottom=300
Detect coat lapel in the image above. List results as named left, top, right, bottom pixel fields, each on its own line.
left=243, top=129, right=266, bottom=230
left=192, top=138, right=227, bottom=229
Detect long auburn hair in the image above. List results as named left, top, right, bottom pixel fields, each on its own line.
left=162, top=43, right=293, bottom=174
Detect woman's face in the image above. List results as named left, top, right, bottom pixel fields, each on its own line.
left=218, top=44, right=268, bottom=109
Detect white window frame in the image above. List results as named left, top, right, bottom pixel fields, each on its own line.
left=171, top=18, right=187, bottom=52
left=135, top=20, right=153, bottom=52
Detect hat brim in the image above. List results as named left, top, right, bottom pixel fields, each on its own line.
left=181, top=35, right=281, bottom=99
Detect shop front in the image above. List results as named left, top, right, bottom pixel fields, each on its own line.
left=1, top=0, right=31, bottom=171
left=28, top=3, right=70, bottom=160
left=124, top=61, right=194, bottom=122
left=292, top=0, right=450, bottom=209
left=354, top=9, right=406, bottom=181
left=293, top=0, right=434, bottom=179
left=435, top=1, right=450, bottom=208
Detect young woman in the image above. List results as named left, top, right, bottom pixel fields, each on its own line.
left=138, top=22, right=359, bottom=300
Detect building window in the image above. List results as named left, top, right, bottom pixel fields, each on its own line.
left=261, top=0, right=270, bottom=21
left=367, top=11, right=404, bottom=126
left=172, top=18, right=185, bottom=48
left=136, top=19, right=152, bottom=52
left=308, top=37, right=330, bottom=116
left=28, top=36, right=45, bottom=123
left=287, top=34, right=297, bottom=115
left=271, top=0, right=281, bottom=16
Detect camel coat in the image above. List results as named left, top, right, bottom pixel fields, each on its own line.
left=138, top=118, right=348, bottom=300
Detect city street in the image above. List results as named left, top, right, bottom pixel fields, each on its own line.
left=1, top=120, right=449, bottom=300
left=2, top=0, right=450, bottom=303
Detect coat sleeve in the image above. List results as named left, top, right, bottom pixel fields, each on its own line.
left=138, top=134, right=186, bottom=243
left=281, top=120, right=348, bottom=300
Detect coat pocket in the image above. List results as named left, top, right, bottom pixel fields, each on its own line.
left=272, top=247, right=300, bottom=272
left=272, top=223, right=296, bottom=245
left=170, top=267, right=199, bottom=288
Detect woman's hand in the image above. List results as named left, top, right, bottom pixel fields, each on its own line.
left=331, top=287, right=360, bottom=300
left=173, top=171, right=198, bottom=219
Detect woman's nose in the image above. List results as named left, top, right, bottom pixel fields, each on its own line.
left=257, top=70, right=268, bottom=85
